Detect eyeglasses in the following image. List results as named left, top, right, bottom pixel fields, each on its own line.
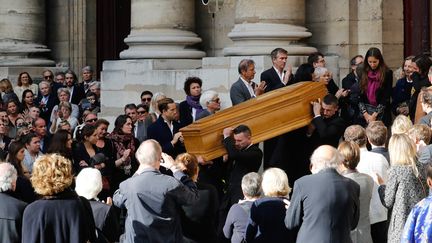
left=44, top=76, right=52, bottom=80
left=85, top=118, right=97, bottom=123
left=137, top=110, right=147, bottom=114
left=142, top=98, right=151, bottom=102
left=210, top=98, right=220, bottom=103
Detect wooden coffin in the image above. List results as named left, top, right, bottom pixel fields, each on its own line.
left=180, top=81, right=327, bottom=161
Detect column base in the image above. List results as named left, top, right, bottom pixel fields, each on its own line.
left=223, top=23, right=317, bottom=56
left=120, top=29, right=206, bottom=59
left=0, top=42, right=55, bottom=66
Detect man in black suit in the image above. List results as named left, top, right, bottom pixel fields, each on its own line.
left=261, top=48, right=292, bottom=92
left=230, top=59, right=266, bottom=106
left=222, top=125, right=263, bottom=207
left=0, top=163, right=27, bottom=243
left=260, top=48, right=293, bottom=170
left=65, top=70, right=86, bottom=105
left=35, top=81, right=59, bottom=125
left=307, top=94, right=346, bottom=151
left=147, top=98, right=185, bottom=158
left=285, top=145, right=360, bottom=243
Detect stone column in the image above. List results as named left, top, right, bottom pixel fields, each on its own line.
left=0, top=0, right=55, bottom=66
left=120, top=0, right=205, bottom=59
left=224, top=0, right=316, bottom=56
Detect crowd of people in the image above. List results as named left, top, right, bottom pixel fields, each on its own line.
left=0, top=47, right=432, bottom=243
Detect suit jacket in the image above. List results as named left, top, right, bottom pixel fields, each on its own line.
left=370, top=147, right=390, bottom=164
left=0, top=192, right=27, bottom=243
left=70, top=84, right=86, bottom=105
left=261, top=67, right=286, bottom=92
left=89, top=200, right=120, bottom=242
left=147, top=116, right=185, bottom=157
left=135, top=118, right=152, bottom=143
left=230, top=78, right=256, bottom=106
left=285, top=168, right=360, bottom=243
left=35, top=94, right=59, bottom=124
left=309, top=114, right=346, bottom=151
left=113, top=168, right=199, bottom=243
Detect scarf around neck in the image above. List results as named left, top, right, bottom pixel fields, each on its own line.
left=186, top=95, right=204, bottom=116
left=366, top=70, right=381, bottom=106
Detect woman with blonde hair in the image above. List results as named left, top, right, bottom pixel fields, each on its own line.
left=338, top=141, right=373, bottom=243
left=21, top=154, right=96, bottom=242
left=174, top=153, right=219, bottom=243
left=245, top=167, right=293, bottom=242
left=375, top=134, right=427, bottom=242
left=391, top=114, right=413, bottom=135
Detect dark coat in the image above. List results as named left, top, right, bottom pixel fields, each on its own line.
left=70, top=84, right=86, bottom=105
left=147, top=116, right=185, bottom=158
left=179, top=100, right=194, bottom=128
left=89, top=200, right=120, bottom=242
left=261, top=67, right=286, bottom=92
left=246, top=197, right=294, bottom=243
left=35, top=94, right=59, bottom=124
left=410, top=72, right=431, bottom=119
left=0, top=192, right=27, bottom=243
left=309, top=114, right=346, bottom=152
left=22, top=190, right=96, bottom=243
left=223, top=137, right=262, bottom=205
left=285, top=168, right=360, bottom=243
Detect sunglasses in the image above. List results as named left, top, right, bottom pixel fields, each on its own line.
left=85, top=118, right=97, bottom=123
left=44, top=76, right=52, bottom=79
left=137, top=110, right=147, bottom=114
left=210, top=98, right=220, bottom=103
left=142, top=98, right=151, bottom=102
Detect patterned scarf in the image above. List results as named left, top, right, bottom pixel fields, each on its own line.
left=366, top=70, right=381, bottom=106
left=108, top=131, right=136, bottom=173
left=186, top=95, right=204, bottom=116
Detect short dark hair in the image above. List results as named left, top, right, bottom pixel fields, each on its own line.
left=124, top=103, right=137, bottom=112
left=137, top=104, right=149, bottom=112
left=238, top=59, right=255, bottom=74
left=307, top=52, right=324, bottom=65
left=294, top=63, right=315, bottom=82
left=183, top=77, right=203, bottom=96
left=350, top=55, right=363, bottom=66
left=323, top=94, right=338, bottom=106
left=21, top=132, right=38, bottom=145
left=233, top=124, right=252, bottom=136
left=158, top=98, right=175, bottom=113
left=95, top=118, right=109, bottom=128
left=140, top=90, right=153, bottom=98
left=270, top=48, right=288, bottom=60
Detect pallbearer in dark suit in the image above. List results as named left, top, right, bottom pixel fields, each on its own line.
left=260, top=48, right=293, bottom=170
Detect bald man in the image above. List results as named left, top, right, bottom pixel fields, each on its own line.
left=285, top=145, right=360, bottom=243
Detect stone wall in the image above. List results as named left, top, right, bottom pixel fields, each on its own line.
left=305, top=0, right=404, bottom=82
left=46, top=0, right=97, bottom=75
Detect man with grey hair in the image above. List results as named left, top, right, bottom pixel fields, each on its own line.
left=0, top=162, right=27, bottom=243
left=285, top=145, right=360, bottom=243
left=196, top=90, right=221, bottom=120
left=230, top=59, right=266, bottom=106
left=81, top=66, right=95, bottom=93
left=113, top=139, right=199, bottom=243
left=223, top=172, right=261, bottom=243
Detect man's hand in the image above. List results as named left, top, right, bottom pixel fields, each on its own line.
left=283, top=64, right=293, bottom=85
left=311, top=99, right=321, bottom=116
left=255, top=81, right=267, bottom=96
left=335, top=88, right=349, bottom=99
left=197, top=156, right=213, bottom=165
left=172, top=132, right=182, bottom=145
left=223, top=127, right=233, bottom=138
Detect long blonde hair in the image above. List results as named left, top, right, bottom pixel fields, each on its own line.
left=388, top=134, right=418, bottom=176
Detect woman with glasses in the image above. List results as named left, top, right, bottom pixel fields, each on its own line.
left=49, top=101, right=79, bottom=134
left=135, top=104, right=151, bottom=143
left=14, top=72, right=38, bottom=102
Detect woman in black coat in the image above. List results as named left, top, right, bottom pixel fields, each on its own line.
left=179, top=77, right=204, bottom=128
left=358, top=47, right=393, bottom=126
left=22, top=154, right=96, bottom=243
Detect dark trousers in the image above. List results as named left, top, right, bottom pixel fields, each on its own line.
left=371, top=220, right=387, bottom=243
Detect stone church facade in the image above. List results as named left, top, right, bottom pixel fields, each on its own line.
left=0, top=0, right=430, bottom=121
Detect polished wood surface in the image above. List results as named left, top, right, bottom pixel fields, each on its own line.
left=180, top=81, right=327, bottom=161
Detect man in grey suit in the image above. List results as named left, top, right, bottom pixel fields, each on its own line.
left=230, top=59, right=266, bottom=106
left=285, top=145, right=360, bottom=243
left=113, top=139, right=199, bottom=243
